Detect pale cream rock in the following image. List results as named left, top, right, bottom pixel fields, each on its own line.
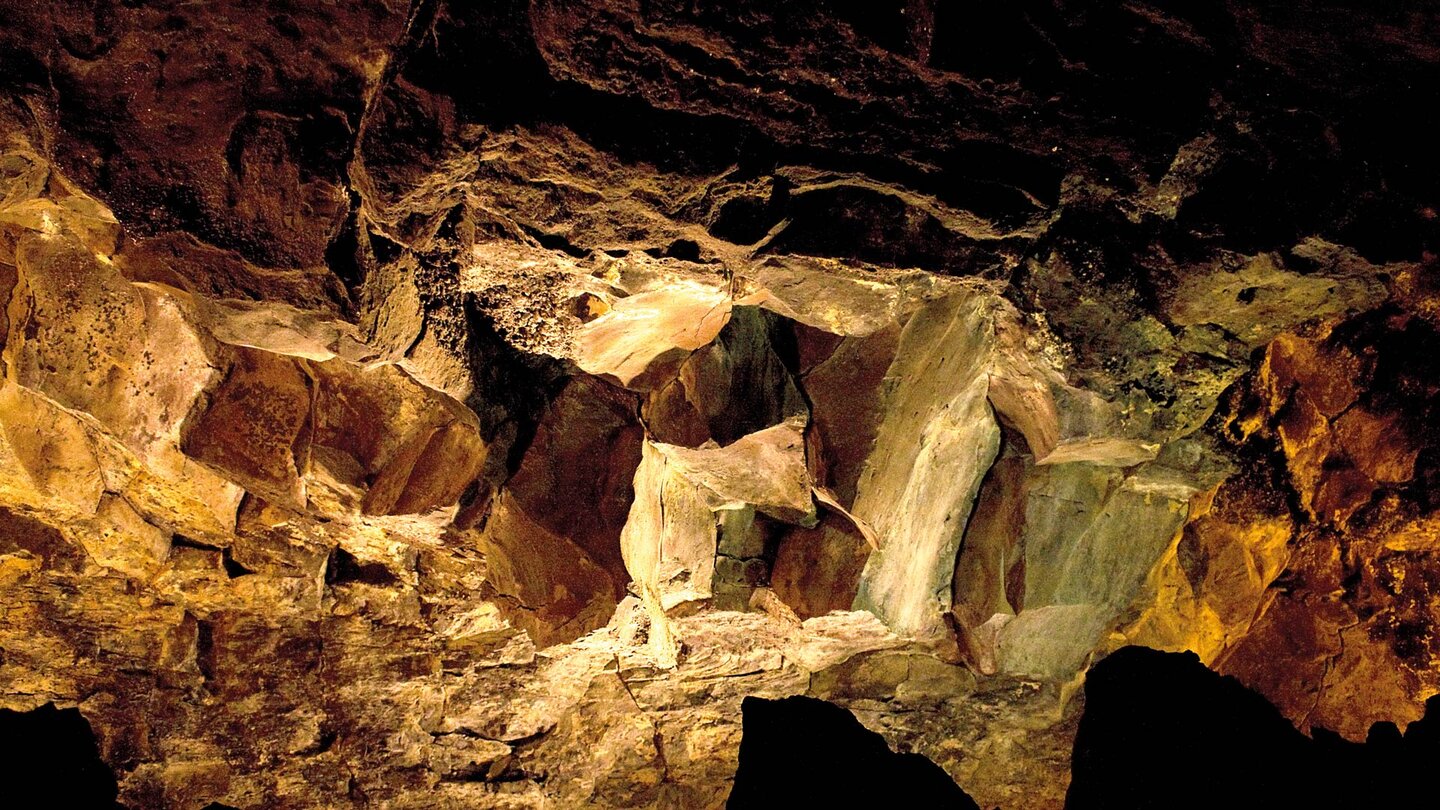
left=576, top=281, right=732, bottom=387
left=852, top=290, right=1001, bottom=640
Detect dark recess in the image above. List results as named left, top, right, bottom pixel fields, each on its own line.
left=327, top=547, right=401, bottom=587
left=728, top=695, right=981, bottom=809
left=1067, top=646, right=1440, bottom=810
left=0, top=703, right=123, bottom=809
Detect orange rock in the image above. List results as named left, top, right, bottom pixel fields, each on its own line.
left=1334, top=406, right=1419, bottom=484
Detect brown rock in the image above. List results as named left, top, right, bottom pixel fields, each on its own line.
left=1334, top=406, right=1419, bottom=484
left=475, top=491, right=619, bottom=648
left=503, top=375, right=643, bottom=586
left=575, top=281, right=732, bottom=388
left=183, top=349, right=313, bottom=508
left=800, top=323, right=901, bottom=506
left=771, top=512, right=873, bottom=620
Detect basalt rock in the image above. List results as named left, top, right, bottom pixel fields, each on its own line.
left=0, top=1, right=1437, bottom=808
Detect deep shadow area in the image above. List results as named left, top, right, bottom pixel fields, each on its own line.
left=728, top=695, right=981, bottom=809
left=1068, top=646, right=1440, bottom=810
left=0, top=703, right=122, bottom=808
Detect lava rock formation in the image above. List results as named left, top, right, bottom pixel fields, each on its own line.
left=0, top=0, right=1437, bottom=807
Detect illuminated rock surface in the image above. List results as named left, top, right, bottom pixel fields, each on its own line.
left=0, top=1, right=1437, bottom=807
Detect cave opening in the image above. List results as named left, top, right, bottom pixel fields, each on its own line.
left=0, top=703, right=121, bottom=809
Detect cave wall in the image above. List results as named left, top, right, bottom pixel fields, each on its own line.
left=0, top=1, right=1438, bottom=807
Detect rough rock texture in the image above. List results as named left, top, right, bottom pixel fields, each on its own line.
left=1, top=1, right=1438, bottom=808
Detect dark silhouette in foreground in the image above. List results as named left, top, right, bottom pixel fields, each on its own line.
left=1068, top=646, right=1440, bottom=810
left=728, top=694, right=981, bottom=809
left=0, top=702, right=122, bottom=808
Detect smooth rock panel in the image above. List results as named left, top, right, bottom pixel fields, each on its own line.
left=852, top=289, right=1000, bottom=640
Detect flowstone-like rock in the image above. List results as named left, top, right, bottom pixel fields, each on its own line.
left=850, top=287, right=1001, bottom=641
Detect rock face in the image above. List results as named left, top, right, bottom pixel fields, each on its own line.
left=0, top=1, right=1437, bottom=808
